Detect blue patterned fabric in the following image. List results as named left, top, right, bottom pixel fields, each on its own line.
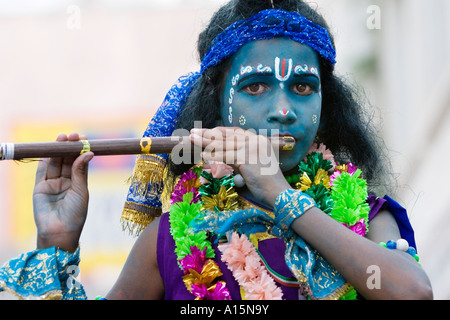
left=124, top=9, right=337, bottom=217
left=0, top=246, right=86, bottom=300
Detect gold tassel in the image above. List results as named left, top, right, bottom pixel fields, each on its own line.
left=126, top=154, right=166, bottom=197
left=121, top=154, right=166, bottom=236
left=121, top=201, right=162, bottom=236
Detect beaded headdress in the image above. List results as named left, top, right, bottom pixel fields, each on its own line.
left=121, top=9, right=336, bottom=235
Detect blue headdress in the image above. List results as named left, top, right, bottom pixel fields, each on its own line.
left=121, top=9, right=336, bottom=235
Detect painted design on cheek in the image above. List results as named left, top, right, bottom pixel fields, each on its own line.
left=228, top=85, right=236, bottom=124
left=239, top=115, right=247, bottom=126
left=229, top=88, right=235, bottom=105
left=275, top=57, right=293, bottom=82
left=312, top=114, right=318, bottom=124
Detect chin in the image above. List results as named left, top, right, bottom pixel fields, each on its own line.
left=279, top=155, right=302, bottom=174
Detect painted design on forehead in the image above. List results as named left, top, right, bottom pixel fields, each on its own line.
left=256, top=64, right=273, bottom=73
left=240, top=65, right=253, bottom=75
left=293, top=63, right=319, bottom=76
left=275, top=57, right=293, bottom=82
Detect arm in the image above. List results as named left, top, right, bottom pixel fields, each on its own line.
left=290, top=207, right=433, bottom=300
left=105, top=217, right=164, bottom=300
left=191, top=127, right=433, bottom=300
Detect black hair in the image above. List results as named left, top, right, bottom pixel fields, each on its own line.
left=166, top=0, right=394, bottom=196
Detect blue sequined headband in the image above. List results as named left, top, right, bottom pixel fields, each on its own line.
left=121, top=9, right=337, bottom=235
left=202, top=9, right=336, bottom=70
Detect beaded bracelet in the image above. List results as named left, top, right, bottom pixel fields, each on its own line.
left=379, top=239, right=420, bottom=264
left=272, top=189, right=316, bottom=239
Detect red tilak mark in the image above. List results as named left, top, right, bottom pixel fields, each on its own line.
left=283, top=108, right=287, bottom=115
left=281, top=59, right=286, bottom=78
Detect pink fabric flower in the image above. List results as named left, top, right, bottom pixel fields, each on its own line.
left=220, top=232, right=283, bottom=300
left=347, top=163, right=358, bottom=175
left=245, top=272, right=283, bottom=300
left=170, top=170, right=201, bottom=204
left=342, top=218, right=367, bottom=236
left=179, top=246, right=207, bottom=274
left=200, top=161, right=234, bottom=184
left=191, top=282, right=231, bottom=300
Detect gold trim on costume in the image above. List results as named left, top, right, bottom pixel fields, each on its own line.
left=121, top=201, right=162, bottom=235
left=237, top=196, right=275, bottom=219
left=319, top=282, right=355, bottom=300
left=0, top=281, right=62, bottom=300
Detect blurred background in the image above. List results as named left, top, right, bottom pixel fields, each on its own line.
left=0, top=0, right=449, bottom=299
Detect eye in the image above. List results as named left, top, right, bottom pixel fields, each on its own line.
left=242, top=83, right=268, bottom=96
left=292, top=83, right=315, bottom=96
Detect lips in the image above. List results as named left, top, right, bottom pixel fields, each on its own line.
left=270, top=133, right=297, bottom=151
left=274, top=133, right=298, bottom=142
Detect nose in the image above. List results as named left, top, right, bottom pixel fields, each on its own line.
left=267, top=104, right=297, bottom=124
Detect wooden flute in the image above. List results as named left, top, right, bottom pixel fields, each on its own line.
left=0, top=136, right=296, bottom=161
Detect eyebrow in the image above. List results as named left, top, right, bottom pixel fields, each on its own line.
left=293, top=72, right=321, bottom=81
left=237, top=72, right=275, bottom=86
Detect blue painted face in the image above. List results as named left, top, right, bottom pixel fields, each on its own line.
left=220, top=38, right=322, bottom=172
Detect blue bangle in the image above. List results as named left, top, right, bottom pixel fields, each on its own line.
left=272, top=189, right=316, bottom=239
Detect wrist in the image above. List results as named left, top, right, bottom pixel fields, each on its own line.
left=271, top=189, right=316, bottom=239
left=37, top=233, right=80, bottom=253
left=261, top=173, right=292, bottom=208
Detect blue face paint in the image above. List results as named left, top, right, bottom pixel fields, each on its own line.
left=220, top=38, right=322, bottom=172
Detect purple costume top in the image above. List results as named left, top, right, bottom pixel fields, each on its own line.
left=156, top=194, right=416, bottom=300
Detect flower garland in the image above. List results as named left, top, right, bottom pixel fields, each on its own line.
left=169, top=168, right=231, bottom=300
left=297, top=143, right=370, bottom=236
left=168, top=143, right=370, bottom=300
left=219, top=232, right=284, bottom=300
